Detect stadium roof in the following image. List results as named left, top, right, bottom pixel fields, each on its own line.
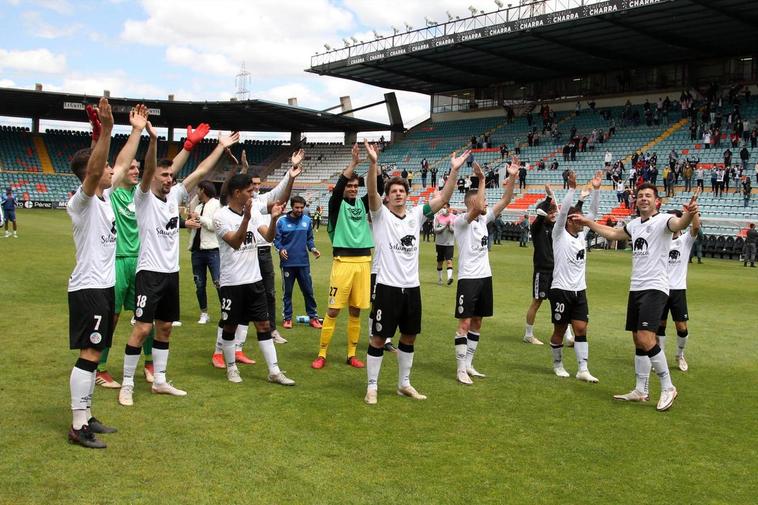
left=0, top=87, right=396, bottom=132
left=308, top=0, right=758, bottom=95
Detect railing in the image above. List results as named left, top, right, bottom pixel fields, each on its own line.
left=310, top=0, right=671, bottom=68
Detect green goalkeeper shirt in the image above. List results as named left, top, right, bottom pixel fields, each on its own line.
left=110, top=186, right=140, bottom=258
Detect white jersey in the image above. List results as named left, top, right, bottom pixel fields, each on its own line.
left=551, top=228, right=587, bottom=291
left=134, top=184, right=188, bottom=274
left=624, top=212, right=673, bottom=294
left=214, top=206, right=268, bottom=287
left=454, top=209, right=493, bottom=279
left=370, top=204, right=427, bottom=288
left=434, top=212, right=456, bottom=246
left=67, top=187, right=116, bottom=291
left=370, top=221, right=381, bottom=275
left=668, top=232, right=694, bottom=290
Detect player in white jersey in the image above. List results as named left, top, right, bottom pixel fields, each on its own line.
left=658, top=208, right=700, bottom=372
left=452, top=160, right=518, bottom=385
left=434, top=202, right=456, bottom=285
left=548, top=171, right=602, bottom=383
left=368, top=194, right=398, bottom=353
left=211, top=149, right=303, bottom=365
left=118, top=128, right=241, bottom=407
left=65, top=97, right=118, bottom=448
left=363, top=139, right=470, bottom=405
left=571, top=184, right=699, bottom=411
left=213, top=174, right=294, bottom=385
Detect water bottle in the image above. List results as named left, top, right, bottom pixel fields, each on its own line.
left=296, top=315, right=310, bottom=324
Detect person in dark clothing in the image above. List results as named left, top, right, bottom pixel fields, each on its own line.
left=745, top=223, right=758, bottom=267
left=518, top=164, right=527, bottom=189
left=430, top=166, right=438, bottom=188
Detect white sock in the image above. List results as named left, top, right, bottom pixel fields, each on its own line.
left=152, top=345, right=169, bottom=385
left=437, top=269, right=443, bottom=281
left=367, top=350, right=383, bottom=390
left=86, top=369, right=96, bottom=419
left=235, top=324, right=249, bottom=352
left=215, top=326, right=223, bottom=354
left=122, top=352, right=140, bottom=387
left=466, top=331, right=479, bottom=368
left=634, top=352, right=651, bottom=395
left=574, top=340, right=589, bottom=372
left=658, top=333, right=667, bottom=352
left=70, top=366, right=92, bottom=429
left=258, top=338, right=280, bottom=375
left=446, top=268, right=453, bottom=280
left=649, top=346, right=674, bottom=390
left=455, top=334, right=467, bottom=372
left=222, top=336, right=236, bottom=368
left=551, top=344, right=563, bottom=368
left=397, top=346, right=414, bottom=388
left=525, top=323, right=534, bottom=338
left=676, top=333, right=688, bottom=357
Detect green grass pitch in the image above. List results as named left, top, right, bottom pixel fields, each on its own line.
left=0, top=209, right=756, bottom=505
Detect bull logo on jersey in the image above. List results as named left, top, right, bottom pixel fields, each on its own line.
left=165, top=217, right=179, bottom=230
left=400, top=235, right=416, bottom=247
left=576, top=249, right=585, bottom=261
left=669, top=250, right=680, bottom=261
left=480, top=235, right=488, bottom=247
left=633, top=237, right=648, bottom=251
left=244, top=231, right=254, bottom=245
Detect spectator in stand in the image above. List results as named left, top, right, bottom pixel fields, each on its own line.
left=562, top=168, right=570, bottom=190
left=457, top=175, right=466, bottom=194
left=519, top=214, right=529, bottom=247
left=744, top=223, right=758, bottom=268
left=420, top=158, right=429, bottom=187
left=695, top=166, right=704, bottom=191
left=430, top=166, right=438, bottom=188
left=518, top=163, right=527, bottom=190
left=401, top=168, right=408, bottom=181
left=703, top=130, right=711, bottom=149
left=275, top=195, right=322, bottom=330
left=604, top=150, right=613, bottom=167
left=500, top=144, right=508, bottom=159
left=570, top=142, right=577, bottom=161
left=691, top=227, right=704, bottom=264
left=715, top=167, right=725, bottom=197
left=615, top=177, right=626, bottom=206
left=549, top=158, right=559, bottom=171
left=562, top=144, right=570, bottom=162
left=751, top=128, right=757, bottom=148
left=466, top=152, right=474, bottom=168
left=407, top=170, right=414, bottom=189
left=743, top=176, right=752, bottom=207
left=682, top=163, right=692, bottom=192
left=724, top=148, right=733, bottom=167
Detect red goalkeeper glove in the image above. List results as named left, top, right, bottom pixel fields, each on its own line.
left=184, top=123, right=211, bottom=151
left=85, top=104, right=101, bottom=142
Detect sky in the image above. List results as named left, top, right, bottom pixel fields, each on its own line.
left=0, top=0, right=491, bottom=139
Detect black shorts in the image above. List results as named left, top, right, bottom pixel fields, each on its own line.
left=134, top=270, right=180, bottom=323
left=532, top=270, right=552, bottom=300
left=549, top=289, right=589, bottom=324
left=662, top=289, right=689, bottom=322
left=625, top=290, right=669, bottom=332
left=68, top=288, right=115, bottom=350
left=435, top=244, right=454, bottom=262
left=219, top=281, right=268, bottom=326
left=371, top=283, right=422, bottom=338
left=455, top=277, right=493, bottom=318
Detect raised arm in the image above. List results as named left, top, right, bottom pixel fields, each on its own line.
left=430, top=150, right=470, bottom=213
left=365, top=140, right=382, bottom=212
left=82, top=97, right=113, bottom=197
left=257, top=202, right=284, bottom=243
left=183, top=131, right=240, bottom=193
left=570, top=213, right=628, bottom=241
left=85, top=104, right=101, bottom=150
left=343, top=143, right=362, bottom=179
left=689, top=204, right=701, bottom=237
left=669, top=188, right=700, bottom=233
left=140, top=121, right=158, bottom=193
left=111, top=104, right=149, bottom=188
left=172, top=123, right=211, bottom=178
left=586, top=170, right=603, bottom=220
left=492, top=155, right=520, bottom=216
left=266, top=149, right=303, bottom=204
